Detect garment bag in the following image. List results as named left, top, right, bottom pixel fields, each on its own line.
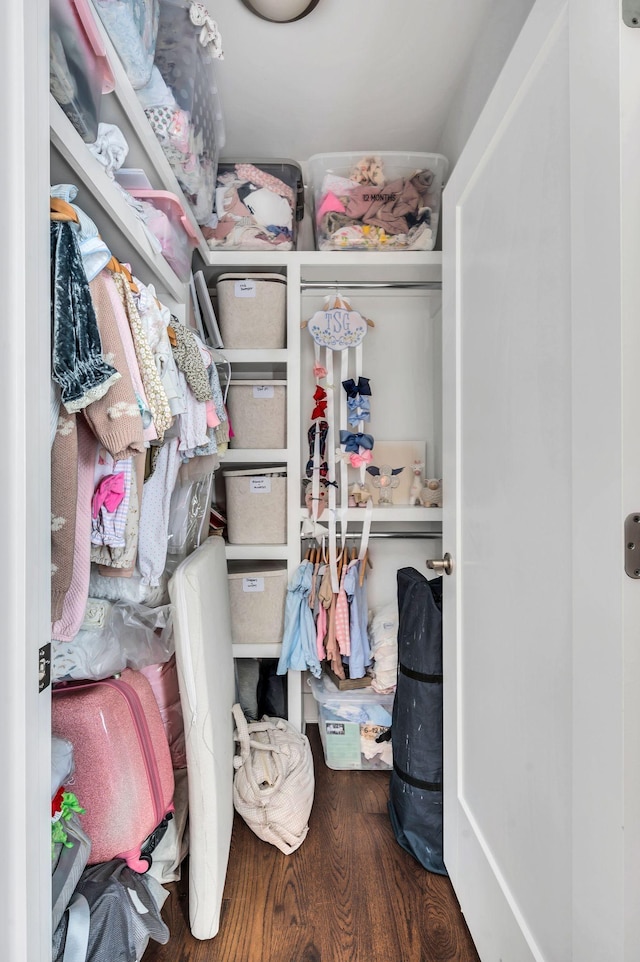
left=388, top=567, right=446, bottom=875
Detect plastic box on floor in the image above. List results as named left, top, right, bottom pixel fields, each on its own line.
left=308, top=150, right=448, bottom=252
left=207, top=160, right=304, bottom=251
left=309, top=673, right=394, bottom=771
left=50, top=0, right=115, bottom=142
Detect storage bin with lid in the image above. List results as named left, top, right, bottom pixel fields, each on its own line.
left=227, top=564, right=288, bottom=647
left=223, top=467, right=287, bottom=544
left=92, top=0, right=160, bottom=89
left=147, top=0, right=225, bottom=222
left=126, top=188, right=199, bottom=281
left=227, top=381, right=286, bottom=450
left=216, top=274, right=286, bottom=349
left=309, top=673, right=394, bottom=771
left=207, top=160, right=304, bottom=251
left=50, top=0, right=115, bottom=142
left=308, top=151, right=448, bottom=252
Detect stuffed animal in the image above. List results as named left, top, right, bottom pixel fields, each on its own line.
left=366, top=464, right=404, bottom=505
left=349, top=481, right=373, bottom=508
left=408, top=459, right=424, bottom=506
left=422, top=478, right=442, bottom=508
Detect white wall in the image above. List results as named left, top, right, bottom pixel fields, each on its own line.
left=437, top=0, right=536, bottom=168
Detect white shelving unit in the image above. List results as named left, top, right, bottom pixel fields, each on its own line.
left=204, top=248, right=443, bottom=729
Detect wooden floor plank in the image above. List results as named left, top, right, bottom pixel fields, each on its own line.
left=143, top=725, right=480, bottom=962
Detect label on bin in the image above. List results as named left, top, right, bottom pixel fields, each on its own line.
left=243, top=577, right=264, bottom=593
left=250, top=477, right=271, bottom=494
left=253, top=385, right=274, bottom=399
left=235, top=280, right=256, bottom=298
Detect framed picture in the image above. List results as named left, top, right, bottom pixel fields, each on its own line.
left=365, top=440, right=427, bottom=505
left=194, top=270, right=224, bottom=348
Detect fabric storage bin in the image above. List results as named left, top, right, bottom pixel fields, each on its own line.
left=50, top=0, right=115, bottom=142
left=125, top=188, right=198, bottom=281
left=92, top=0, right=159, bottom=89
left=308, top=151, right=448, bottom=252
left=309, top=673, right=394, bottom=771
left=145, top=0, right=225, bottom=223
left=205, top=160, right=304, bottom=251
left=227, top=564, right=288, bottom=646
left=227, top=381, right=286, bottom=450
left=216, top=274, right=286, bottom=349
left=224, top=467, right=287, bottom=544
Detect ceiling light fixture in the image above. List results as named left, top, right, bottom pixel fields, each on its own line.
left=239, top=0, right=320, bottom=23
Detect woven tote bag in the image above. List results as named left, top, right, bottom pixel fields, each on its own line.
left=231, top=704, right=314, bottom=854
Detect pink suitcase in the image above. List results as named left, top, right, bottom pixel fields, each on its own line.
left=140, top=657, right=187, bottom=770
left=51, top=668, right=175, bottom=872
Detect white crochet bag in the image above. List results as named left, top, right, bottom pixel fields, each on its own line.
left=231, top=703, right=315, bottom=855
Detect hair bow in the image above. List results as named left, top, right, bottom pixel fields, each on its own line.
left=340, top=431, right=374, bottom=453
left=347, top=395, right=371, bottom=426
left=350, top=450, right=373, bottom=468
left=314, top=364, right=328, bottom=379
left=342, top=377, right=371, bottom=398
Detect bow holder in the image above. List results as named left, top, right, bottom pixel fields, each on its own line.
left=303, top=295, right=375, bottom=590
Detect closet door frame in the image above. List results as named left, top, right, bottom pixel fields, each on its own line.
left=1, top=1, right=52, bottom=959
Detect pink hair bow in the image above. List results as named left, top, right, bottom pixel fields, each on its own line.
left=313, top=364, right=328, bottom=379
left=350, top=450, right=373, bottom=468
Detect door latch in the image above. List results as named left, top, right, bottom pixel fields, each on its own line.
left=624, top=514, right=640, bottom=578
left=622, top=0, right=640, bottom=26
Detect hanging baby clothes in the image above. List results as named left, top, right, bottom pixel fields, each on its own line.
left=111, top=270, right=173, bottom=442
left=277, top=561, right=322, bottom=679
left=342, top=559, right=371, bottom=680
left=137, top=437, right=182, bottom=587
left=90, top=453, right=132, bottom=549
left=50, top=220, right=120, bottom=414
left=92, top=462, right=141, bottom=578
left=51, top=409, right=78, bottom=622
left=134, top=282, right=185, bottom=417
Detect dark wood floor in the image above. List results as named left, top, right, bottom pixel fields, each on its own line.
left=143, top=725, right=480, bottom=962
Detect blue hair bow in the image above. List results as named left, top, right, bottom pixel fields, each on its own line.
left=340, top=431, right=374, bottom=453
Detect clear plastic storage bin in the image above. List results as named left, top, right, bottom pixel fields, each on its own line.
left=50, top=0, right=115, bottom=142
left=227, top=381, right=287, bottom=450
left=206, top=160, right=304, bottom=251
left=216, top=273, right=286, bottom=349
left=92, top=0, right=159, bottom=89
left=223, top=467, right=287, bottom=545
left=143, top=0, right=225, bottom=223
left=126, top=188, right=198, bottom=281
left=308, top=151, right=448, bottom=252
left=227, top=564, right=288, bottom=647
left=309, top=673, right=394, bottom=770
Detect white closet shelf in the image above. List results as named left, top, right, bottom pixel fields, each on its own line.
left=225, top=544, right=290, bottom=560
left=221, top=349, right=288, bottom=363
left=87, top=2, right=211, bottom=263
left=299, top=506, right=443, bottom=523
left=50, top=97, right=187, bottom=306
left=206, top=249, right=443, bottom=274
left=222, top=449, right=289, bottom=463
left=232, top=643, right=281, bottom=659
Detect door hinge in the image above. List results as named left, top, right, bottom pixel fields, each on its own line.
left=624, top=514, right=640, bottom=578
left=39, top=643, right=51, bottom=692
left=622, top=0, right=640, bottom=26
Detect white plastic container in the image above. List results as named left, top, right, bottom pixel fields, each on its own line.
left=92, top=0, right=159, bottom=89
left=309, top=673, right=394, bottom=770
left=227, top=381, right=286, bottom=450
left=126, top=188, right=198, bottom=281
left=223, top=467, right=287, bottom=544
left=227, top=564, right=288, bottom=646
left=307, top=151, right=449, bottom=252
left=216, top=274, right=286, bottom=349
left=50, top=0, right=115, bottom=142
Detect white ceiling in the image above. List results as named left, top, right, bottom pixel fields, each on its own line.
left=211, top=0, right=503, bottom=165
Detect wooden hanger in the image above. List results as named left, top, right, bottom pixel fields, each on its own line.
left=50, top=197, right=79, bottom=223
left=107, top=256, right=139, bottom=294
left=359, top=549, right=373, bottom=587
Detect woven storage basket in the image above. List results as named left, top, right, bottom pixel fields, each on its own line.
left=227, top=565, right=288, bottom=646
left=224, top=467, right=287, bottom=544
left=227, top=381, right=286, bottom=449
left=216, top=273, right=286, bottom=349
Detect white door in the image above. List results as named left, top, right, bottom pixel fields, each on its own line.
left=442, top=1, right=640, bottom=960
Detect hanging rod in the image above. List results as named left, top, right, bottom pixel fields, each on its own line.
left=299, top=281, right=442, bottom=291
left=302, top=530, right=442, bottom=540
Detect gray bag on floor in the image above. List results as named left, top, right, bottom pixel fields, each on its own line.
left=52, top=859, right=169, bottom=962
left=388, top=567, right=447, bottom=875
left=52, top=813, right=92, bottom=933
